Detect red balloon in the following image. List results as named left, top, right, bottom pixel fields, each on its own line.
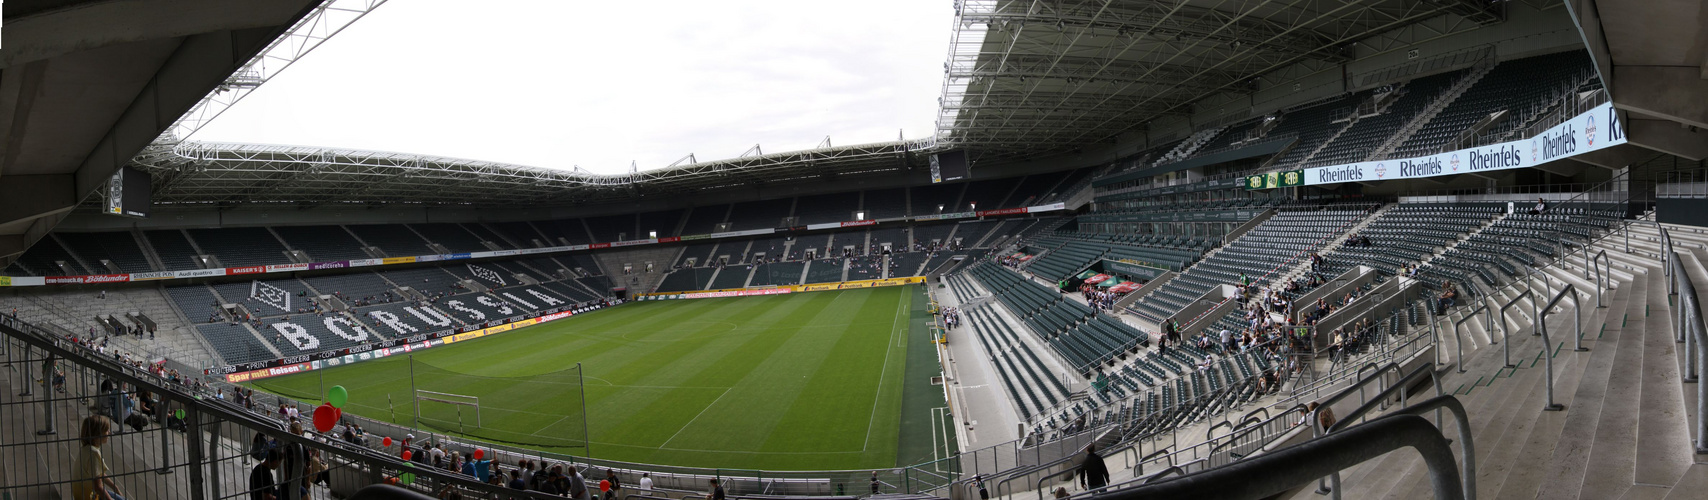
left=600, top=480, right=611, bottom=492
left=471, top=449, right=484, bottom=461
left=383, top=436, right=393, bottom=447
left=402, top=450, right=413, bottom=461
left=312, top=404, right=338, bottom=433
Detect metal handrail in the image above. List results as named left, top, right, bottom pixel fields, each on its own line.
left=1498, top=289, right=1536, bottom=369
left=1451, top=305, right=1490, bottom=374
left=1665, top=252, right=1708, bottom=454
left=1326, top=366, right=1475, bottom=500
left=1094, top=414, right=1464, bottom=500
left=1584, top=249, right=1611, bottom=308
left=1305, top=361, right=1443, bottom=495
left=1141, top=465, right=1187, bottom=485
left=1132, top=447, right=1172, bottom=476
left=1535, top=283, right=1582, bottom=411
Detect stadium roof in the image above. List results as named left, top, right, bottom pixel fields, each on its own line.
left=127, top=139, right=934, bottom=208
left=934, top=0, right=1504, bottom=162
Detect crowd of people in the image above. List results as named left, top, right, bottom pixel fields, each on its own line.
left=939, top=306, right=962, bottom=329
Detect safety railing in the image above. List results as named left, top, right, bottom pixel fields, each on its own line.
left=0, top=313, right=569, bottom=500
left=1306, top=363, right=1443, bottom=495
left=1535, top=283, right=1583, bottom=411
left=1318, top=365, right=1469, bottom=499
left=1450, top=305, right=1491, bottom=374
left=1665, top=249, right=1708, bottom=454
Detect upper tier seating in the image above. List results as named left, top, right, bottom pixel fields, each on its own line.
left=680, top=204, right=730, bottom=234
left=635, top=209, right=685, bottom=238
left=795, top=192, right=861, bottom=224
left=1390, top=51, right=1592, bottom=158
left=862, top=189, right=907, bottom=219
left=582, top=214, right=636, bottom=242
left=347, top=224, right=434, bottom=257
left=1308, top=70, right=1463, bottom=167
left=727, top=199, right=792, bottom=230
left=57, top=232, right=152, bottom=273
left=145, top=230, right=202, bottom=271
left=411, top=223, right=489, bottom=253
left=274, top=226, right=370, bottom=261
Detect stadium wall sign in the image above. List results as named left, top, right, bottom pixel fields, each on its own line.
left=1, top=204, right=1068, bottom=288
left=1247, top=102, right=1626, bottom=188
left=211, top=304, right=600, bottom=381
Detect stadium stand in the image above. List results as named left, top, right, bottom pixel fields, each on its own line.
left=635, top=209, right=686, bottom=238
left=709, top=265, right=752, bottom=289
left=727, top=199, right=793, bottom=230
left=347, top=224, right=435, bottom=257
left=749, top=262, right=805, bottom=286
left=411, top=223, right=490, bottom=253
left=57, top=232, right=153, bottom=273
left=862, top=188, right=907, bottom=219
left=1307, top=70, right=1463, bottom=167
left=1390, top=51, right=1594, bottom=158
left=274, top=225, right=371, bottom=261
left=487, top=221, right=551, bottom=248
left=145, top=230, right=204, bottom=270
left=11, top=235, right=93, bottom=275
left=958, top=177, right=1020, bottom=211
left=583, top=213, right=636, bottom=242
left=1128, top=202, right=1375, bottom=323
left=795, top=191, right=861, bottom=224
left=680, top=204, right=730, bottom=234
left=656, top=267, right=720, bottom=292
left=911, top=183, right=964, bottom=214
left=968, top=262, right=1149, bottom=373
left=803, top=259, right=844, bottom=283
left=1004, top=170, right=1071, bottom=207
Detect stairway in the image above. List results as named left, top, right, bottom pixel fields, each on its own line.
left=1276, top=226, right=1702, bottom=499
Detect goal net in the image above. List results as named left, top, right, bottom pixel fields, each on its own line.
left=408, top=359, right=589, bottom=451
left=416, top=390, right=481, bottom=431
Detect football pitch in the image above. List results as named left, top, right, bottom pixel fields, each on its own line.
left=248, top=285, right=952, bottom=470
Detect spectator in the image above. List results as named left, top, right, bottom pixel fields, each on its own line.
left=250, top=449, right=281, bottom=500
left=604, top=469, right=622, bottom=500
left=710, top=478, right=726, bottom=500
left=1077, top=444, right=1110, bottom=490
left=568, top=465, right=590, bottom=500
left=75, top=415, right=126, bottom=500
left=1530, top=197, right=1546, bottom=215
left=639, top=472, right=653, bottom=491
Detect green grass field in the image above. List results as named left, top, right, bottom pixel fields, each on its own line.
left=249, top=285, right=951, bottom=470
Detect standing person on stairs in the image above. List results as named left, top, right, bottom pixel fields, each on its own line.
left=1077, top=445, right=1110, bottom=491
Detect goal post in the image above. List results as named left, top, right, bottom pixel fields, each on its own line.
left=416, top=389, right=482, bottom=431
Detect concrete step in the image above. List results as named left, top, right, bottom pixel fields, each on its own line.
left=1633, top=260, right=1693, bottom=490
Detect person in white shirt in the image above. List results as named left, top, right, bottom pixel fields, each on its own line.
left=639, top=473, right=654, bottom=491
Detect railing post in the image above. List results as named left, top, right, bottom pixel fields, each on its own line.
left=36, top=353, right=55, bottom=435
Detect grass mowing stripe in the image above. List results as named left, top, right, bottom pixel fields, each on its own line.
left=864, top=288, right=910, bottom=450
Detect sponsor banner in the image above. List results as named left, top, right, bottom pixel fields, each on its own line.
left=975, top=207, right=1028, bottom=217
left=1026, top=202, right=1068, bottom=213
left=130, top=271, right=178, bottom=281
left=47, top=274, right=131, bottom=285
left=805, top=219, right=877, bottom=231
left=610, top=239, right=658, bottom=247
left=678, top=234, right=710, bottom=241
left=227, top=266, right=265, bottom=275
left=680, top=288, right=794, bottom=300
left=708, top=228, right=777, bottom=239
left=589, top=243, right=611, bottom=249
left=381, top=257, right=417, bottom=265
left=225, top=362, right=313, bottom=383
left=417, top=255, right=444, bottom=263
left=0, top=276, right=44, bottom=287
left=913, top=211, right=977, bottom=222
left=309, top=261, right=350, bottom=270
left=178, top=268, right=228, bottom=278
left=447, top=253, right=473, bottom=260
left=1301, top=102, right=1625, bottom=186
left=349, top=258, right=383, bottom=267
left=658, top=237, right=681, bottom=243
left=265, top=263, right=309, bottom=273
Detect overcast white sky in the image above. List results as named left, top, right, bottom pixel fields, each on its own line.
left=195, top=0, right=952, bottom=174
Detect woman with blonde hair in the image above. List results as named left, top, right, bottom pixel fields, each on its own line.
left=75, top=414, right=126, bottom=500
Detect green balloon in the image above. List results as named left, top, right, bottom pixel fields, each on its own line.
left=399, top=472, right=415, bottom=485
left=174, top=409, right=185, bottom=419
left=328, top=385, right=349, bottom=408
